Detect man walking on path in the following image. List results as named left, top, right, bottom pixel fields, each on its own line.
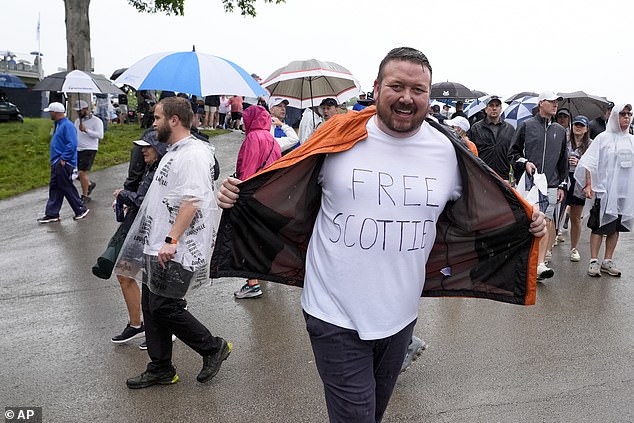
left=37, top=102, right=90, bottom=223
left=73, top=100, right=104, bottom=203
left=213, top=47, right=547, bottom=422
left=122, top=96, right=231, bottom=389
left=509, top=91, right=568, bottom=281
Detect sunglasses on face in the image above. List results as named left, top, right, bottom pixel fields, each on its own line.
left=619, top=112, right=633, bottom=117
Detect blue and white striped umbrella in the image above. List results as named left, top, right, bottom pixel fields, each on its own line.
left=463, top=95, right=492, bottom=118
left=114, top=50, right=266, bottom=98
left=502, top=95, right=538, bottom=128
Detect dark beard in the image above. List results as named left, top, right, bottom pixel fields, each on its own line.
left=157, top=125, right=171, bottom=143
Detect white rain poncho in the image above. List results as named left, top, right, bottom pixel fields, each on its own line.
left=114, top=136, right=218, bottom=298
left=574, top=104, right=634, bottom=230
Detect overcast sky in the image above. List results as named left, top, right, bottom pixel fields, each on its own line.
left=2, top=0, right=632, bottom=104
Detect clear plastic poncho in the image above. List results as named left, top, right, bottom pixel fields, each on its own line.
left=574, top=104, right=634, bottom=229
left=114, top=136, right=218, bottom=299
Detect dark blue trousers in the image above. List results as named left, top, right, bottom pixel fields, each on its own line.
left=45, top=162, right=86, bottom=217
left=304, top=312, right=415, bottom=423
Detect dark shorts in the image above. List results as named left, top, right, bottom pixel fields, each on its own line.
left=588, top=199, right=629, bottom=235
left=231, top=112, right=242, bottom=120
left=566, top=186, right=586, bottom=206
left=77, top=150, right=97, bottom=171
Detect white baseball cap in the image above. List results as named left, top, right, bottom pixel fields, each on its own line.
left=444, top=116, right=470, bottom=132
left=43, top=102, right=65, bottom=113
left=537, top=91, right=563, bottom=102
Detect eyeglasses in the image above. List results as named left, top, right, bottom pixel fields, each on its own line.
left=619, top=112, right=633, bottom=117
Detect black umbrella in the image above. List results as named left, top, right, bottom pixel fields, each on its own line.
left=470, top=89, right=488, bottom=98
left=110, top=68, right=127, bottom=80
left=32, top=70, right=123, bottom=94
left=431, top=81, right=473, bottom=100
left=557, top=91, right=612, bottom=121
left=505, top=91, right=538, bottom=104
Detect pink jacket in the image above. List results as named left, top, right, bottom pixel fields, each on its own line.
left=236, top=105, right=282, bottom=180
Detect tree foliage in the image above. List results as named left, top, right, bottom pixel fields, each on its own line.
left=127, top=0, right=286, bottom=17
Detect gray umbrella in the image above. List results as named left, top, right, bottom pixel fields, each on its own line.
left=262, top=59, right=361, bottom=109
left=557, top=91, right=612, bottom=121
left=33, top=70, right=123, bottom=94
left=505, top=91, right=539, bottom=104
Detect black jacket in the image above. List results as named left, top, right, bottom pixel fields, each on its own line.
left=467, top=118, right=515, bottom=179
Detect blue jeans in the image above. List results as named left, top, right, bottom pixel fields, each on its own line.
left=45, top=162, right=86, bottom=217
left=304, top=312, right=415, bottom=423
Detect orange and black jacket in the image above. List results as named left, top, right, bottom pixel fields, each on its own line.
left=211, top=106, right=538, bottom=306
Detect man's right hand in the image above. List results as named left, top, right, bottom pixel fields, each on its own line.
left=525, top=161, right=537, bottom=175
left=217, top=176, right=242, bottom=209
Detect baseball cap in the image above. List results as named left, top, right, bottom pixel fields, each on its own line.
left=269, top=97, right=289, bottom=108
left=43, top=102, right=65, bottom=113
left=556, top=108, right=571, bottom=117
left=73, top=100, right=89, bottom=110
left=320, top=98, right=338, bottom=107
left=133, top=129, right=168, bottom=156
left=537, top=91, right=563, bottom=102
left=444, top=116, right=470, bottom=132
left=484, top=95, right=502, bottom=106
left=572, top=115, right=589, bottom=126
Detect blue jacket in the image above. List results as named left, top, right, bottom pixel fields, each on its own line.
left=50, top=117, right=78, bottom=167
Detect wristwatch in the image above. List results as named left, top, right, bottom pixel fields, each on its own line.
left=164, top=236, right=178, bottom=245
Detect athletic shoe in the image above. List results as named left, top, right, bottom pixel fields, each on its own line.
left=545, top=250, right=552, bottom=263
left=537, top=262, right=554, bottom=281
left=126, top=368, right=179, bottom=389
left=400, top=335, right=427, bottom=373
left=570, top=248, right=581, bottom=262
left=87, top=181, right=97, bottom=196
left=197, top=339, right=232, bottom=383
left=588, top=260, right=601, bottom=277
left=139, top=334, right=177, bottom=350
left=234, top=282, right=263, bottom=299
left=73, top=208, right=90, bottom=220
left=111, top=324, right=145, bottom=344
left=556, top=232, right=565, bottom=244
left=81, top=195, right=91, bottom=204
left=601, top=260, right=621, bottom=277
left=37, top=215, right=60, bottom=224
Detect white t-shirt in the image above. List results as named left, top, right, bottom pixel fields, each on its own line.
left=74, top=115, right=104, bottom=151
left=142, top=136, right=217, bottom=270
left=301, top=117, right=462, bottom=340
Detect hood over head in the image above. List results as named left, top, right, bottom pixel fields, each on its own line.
left=606, top=103, right=633, bottom=134
left=243, top=105, right=272, bottom=133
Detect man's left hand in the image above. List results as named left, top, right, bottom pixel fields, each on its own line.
left=529, top=204, right=547, bottom=238
left=158, top=243, right=176, bottom=268
left=557, top=188, right=565, bottom=203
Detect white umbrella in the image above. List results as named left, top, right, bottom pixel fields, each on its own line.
left=114, top=49, right=267, bottom=98
left=262, top=59, right=362, bottom=109
left=32, top=70, right=123, bottom=94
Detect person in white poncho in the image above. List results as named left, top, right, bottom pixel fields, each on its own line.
left=574, top=103, right=634, bottom=277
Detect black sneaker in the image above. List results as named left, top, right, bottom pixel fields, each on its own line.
left=73, top=208, right=90, bottom=220
left=112, top=324, right=145, bottom=344
left=197, top=339, right=232, bottom=383
left=126, top=368, right=179, bottom=389
left=37, top=215, right=61, bottom=224
left=87, top=181, right=97, bottom=196
left=81, top=195, right=91, bottom=204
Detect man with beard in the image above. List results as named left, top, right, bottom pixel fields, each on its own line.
left=214, top=47, right=547, bottom=422
left=125, top=96, right=231, bottom=389
left=73, top=100, right=104, bottom=203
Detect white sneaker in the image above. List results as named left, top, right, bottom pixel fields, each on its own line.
left=537, top=262, right=554, bottom=281
left=545, top=250, right=552, bottom=263
left=601, top=260, right=621, bottom=277
left=588, top=260, right=601, bottom=277
left=570, top=248, right=581, bottom=262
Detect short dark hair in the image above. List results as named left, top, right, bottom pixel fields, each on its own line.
left=377, top=47, right=433, bottom=83
left=159, top=96, right=193, bottom=128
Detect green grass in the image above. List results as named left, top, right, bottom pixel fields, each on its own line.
left=0, top=118, right=228, bottom=200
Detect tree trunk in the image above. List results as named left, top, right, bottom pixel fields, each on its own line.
left=64, top=0, right=92, bottom=121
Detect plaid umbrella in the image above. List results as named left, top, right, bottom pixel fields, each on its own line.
left=262, top=59, right=361, bottom=109
left=502, top=96, right=538, bottom=128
